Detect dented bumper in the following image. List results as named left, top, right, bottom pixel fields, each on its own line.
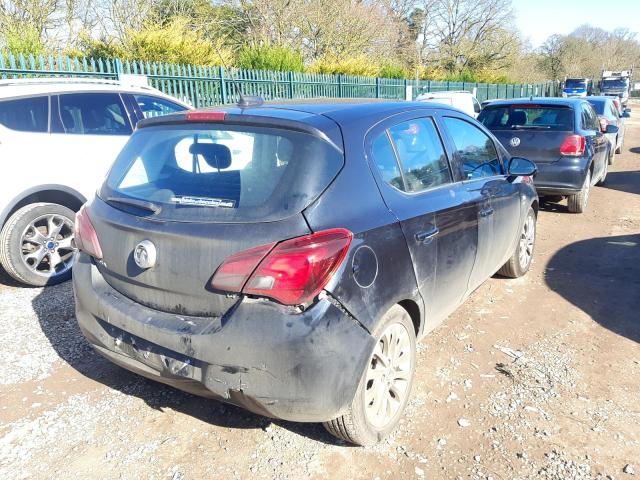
left=73, top=253, right=375, bottom=422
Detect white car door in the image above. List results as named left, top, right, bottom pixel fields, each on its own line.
left=0, top=95, right=59, bottom=207
left=48, top=92, right=133, bottom=200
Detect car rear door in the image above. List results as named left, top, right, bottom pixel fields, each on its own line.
left=440, top=115, right=521, bottom=290
left=366, top=112, right=478, bottom=328
left=49, top=92, right=134, bottom=199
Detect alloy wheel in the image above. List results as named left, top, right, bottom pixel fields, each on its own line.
left=20, top=214, right=76, bottom=278
left=518, top=213, right=535, bottom=269
left=364, top=322, right=413, bottom=429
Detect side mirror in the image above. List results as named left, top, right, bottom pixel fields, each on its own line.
left=508, top=157, right=537, bottom=177
left=605, top=124, right=619, bottom=134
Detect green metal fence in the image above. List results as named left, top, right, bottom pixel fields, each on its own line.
left=0, top=52, right=557, bottom=106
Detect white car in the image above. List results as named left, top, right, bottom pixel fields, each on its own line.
left=415, top=90, right=482, bottom=118
left=0, top=78, right=191, bottom=286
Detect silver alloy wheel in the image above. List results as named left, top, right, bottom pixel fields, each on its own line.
left=582, top=171, right=591, bottom=208
left=364, top=322, right=413, bottom=429
left=20, top=214, right=76, bottom=278
left=518, top=213, right=535, bottom=269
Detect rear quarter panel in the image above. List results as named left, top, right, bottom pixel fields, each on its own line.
left=302, top=116, right=424, bottom=336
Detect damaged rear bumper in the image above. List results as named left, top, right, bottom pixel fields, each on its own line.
left=73, top=253, right=375, bottom=422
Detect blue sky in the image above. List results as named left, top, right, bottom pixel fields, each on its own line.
left=513, top=0, right=640, bottom=46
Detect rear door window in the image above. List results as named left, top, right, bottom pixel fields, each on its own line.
left=371, top=132, right=404, bottom=190
left=134, top=94, right=187, bottom=119
left=0, top=96, right=48, bottom=132
left=387, top=118, right=452, bottom=192
left=479, top=105, right=574, bottom=131
left=443, top=117, right=502, bottom=180
left=101, top=124, right=343, bottom=223
left=56, top=93, right=132, bottom=135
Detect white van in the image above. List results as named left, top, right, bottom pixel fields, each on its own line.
left=415, top=91, right=482, bottom=118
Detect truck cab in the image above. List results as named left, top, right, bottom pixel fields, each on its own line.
left=562, top=78, right=592, bottom=98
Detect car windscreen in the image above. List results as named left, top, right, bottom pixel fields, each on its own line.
left=565, top=79, right=586, bottom=89
left=100, top=124, right=343, bottom=223
left=478, top=105, right=574, bottom=131
left=587, top=100, right=606, bottom=115
left=602, top=79, right=628, bottom=89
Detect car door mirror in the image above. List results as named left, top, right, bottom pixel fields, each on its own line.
left=623, top=109, right=631, bottom=118
left=508, top=157, right=537, bottom=177
left=605, top=124, right=619, bottom=134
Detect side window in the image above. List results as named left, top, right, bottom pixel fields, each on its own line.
left=371, top=132, right=404, bottom=191
left=134, top=94, right=187, bottom=119
left=443, top=116, right=502, bottom=180
left=57, top=93, right=132, bottom=136
left=0, top=96, right=48, bottom=132
left=583, top=105, right=599, bottom=131
left=388, top=118, right=452, bottom=192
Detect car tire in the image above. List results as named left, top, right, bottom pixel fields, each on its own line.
left=597, top=157, right=608, bottom=186
left=567, top=169, right=591, bottom=214
left=497, top=206, right=536, bottom=278
left=323, top=304, right=416, bottom=446
left=0, top=203, right=76, bottom=287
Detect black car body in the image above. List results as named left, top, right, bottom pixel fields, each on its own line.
left=478, top=98, right=618, bottom=213
left=73, top=101, right=538, bottom=445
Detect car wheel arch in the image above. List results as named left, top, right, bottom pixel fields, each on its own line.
left=1, top=185, right=87, bottom=229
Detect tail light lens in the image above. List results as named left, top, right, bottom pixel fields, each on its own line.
left=560, top=134, right=586, bottom=156
left=211, top=228, right=353, bottom=305
left=613, top=99, right=621, bottom=111
left=598, top=117, right=609, bottom=132
left=74, top=205, right=103, bottom=259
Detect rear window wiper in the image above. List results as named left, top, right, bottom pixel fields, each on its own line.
left=106, top=196, right=162, bottom=215
left=511, top=125, right=552, bottom=130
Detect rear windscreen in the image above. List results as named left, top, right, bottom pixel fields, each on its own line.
left=100, top=124, right=343, bottom=223
left=587, top=101, right=605, bottom=115
left=478, top=106, right=574, bottom=131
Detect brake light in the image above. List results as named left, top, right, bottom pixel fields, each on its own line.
left=186, top=111, right=226, bottom=122
left=560, top=134, right=586, bottom=156
left=210, top=243, right=275, bottom=292
left=74, top=205, right=103, bottom=259
left=211, top=228, right=353, bottom=305
left=613, top=99, right=621, bottom=111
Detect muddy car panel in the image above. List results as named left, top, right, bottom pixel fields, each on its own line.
left=74, top=101, right=538, bottom=422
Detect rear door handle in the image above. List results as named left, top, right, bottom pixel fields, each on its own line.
left=480, top=207, right=494, bottom=217
left=415, top=227, right=439, bottom=244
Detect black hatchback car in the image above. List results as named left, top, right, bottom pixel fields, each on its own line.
left=478, top=98, right=618, bottom=213
left=73, top=101, right=538, bottom=445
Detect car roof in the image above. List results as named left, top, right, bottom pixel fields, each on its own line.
left=483, top=97, right=585, bottom=108
left=159, top=99, right=464, bottom=125
left=418, top=90, right=471, bottom=97
left=585, top=96, right=612, bottom=103
left=0, top=77, right=189, bottom=105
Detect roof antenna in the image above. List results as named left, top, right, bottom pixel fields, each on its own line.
left=214, top=46, right=263, bottom=109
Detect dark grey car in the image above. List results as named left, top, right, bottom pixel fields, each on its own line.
left=478, top=98, right=618, bottom=213
left=73, top=101, right=538, bottom=445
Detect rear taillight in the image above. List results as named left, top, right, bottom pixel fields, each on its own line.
left=211, top=228, right=353, bottom=305
left=613, top=99, right=621, bottom=111
left=74, top=205, right=103, bottom=259
left=560, top=134, right=586, bottom=156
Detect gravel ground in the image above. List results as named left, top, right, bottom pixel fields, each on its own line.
left=1, top=115, right=639, bottom=479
